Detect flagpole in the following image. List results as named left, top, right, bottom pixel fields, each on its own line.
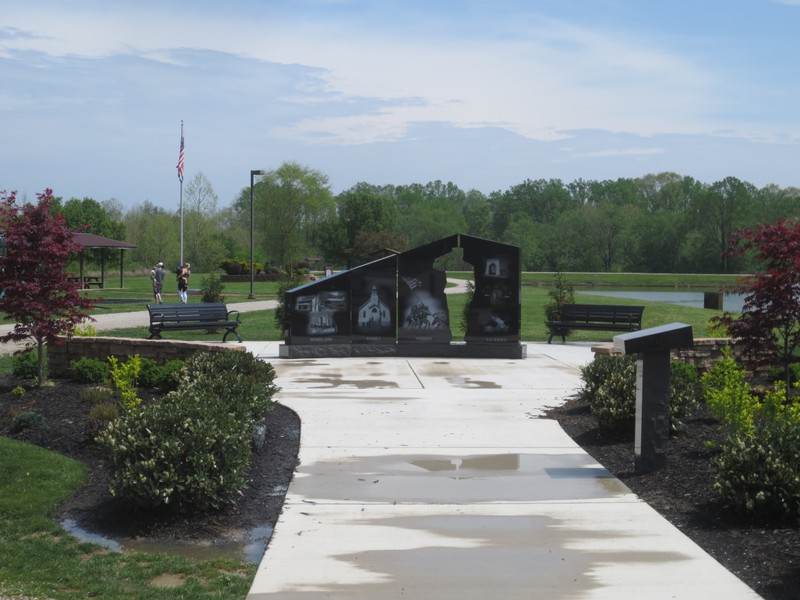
left=177, top=121, right=185, bottom=266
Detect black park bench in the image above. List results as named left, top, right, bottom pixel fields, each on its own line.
left=147, top=303, right=243, bottom=342
left=546, top=303, right=644, bottom=344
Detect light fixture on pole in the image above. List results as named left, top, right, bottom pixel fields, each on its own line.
left=249, top=169, right=265, bottom=299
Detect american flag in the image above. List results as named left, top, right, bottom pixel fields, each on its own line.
left=401, top=276, right=422, bottom=290
left=176, top=122, right=185, bottom=182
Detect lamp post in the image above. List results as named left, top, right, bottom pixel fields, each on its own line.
left=249, top=169, right=265, bottom=299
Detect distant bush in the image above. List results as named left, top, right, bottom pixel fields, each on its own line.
left=97, top=351, right=279, bottom=512
left=73, top=321, right=96, bottom=336
left=200, top=271, right=225, bottom=303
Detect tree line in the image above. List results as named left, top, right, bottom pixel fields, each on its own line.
left=51, top=163, right=800, bottom=274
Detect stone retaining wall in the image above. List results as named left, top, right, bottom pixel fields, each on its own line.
left=48, top=337, right=245, bottom=377
left=592, top=337, right=743, bottom=374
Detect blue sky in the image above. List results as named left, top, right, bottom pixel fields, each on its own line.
left=2, top=0, right=799, bottom=210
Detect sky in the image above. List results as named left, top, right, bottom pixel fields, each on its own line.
left=2, top=0, right=800, bottom=211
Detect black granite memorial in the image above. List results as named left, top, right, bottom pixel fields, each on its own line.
left=280, top=234, right=524, bottom=358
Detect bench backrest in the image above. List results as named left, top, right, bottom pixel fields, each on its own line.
left=558, top=304, right=644, bottom=325
left=147, top=303, right=230, bottom=322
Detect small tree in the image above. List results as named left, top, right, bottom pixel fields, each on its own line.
left=0, top=189, right=94, bottom=385
left=712, top=218, right=800, bottom=389
left=544, top=271, right=575, bottom=341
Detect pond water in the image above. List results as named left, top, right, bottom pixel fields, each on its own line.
left=575, top=289, right=746, bottom=312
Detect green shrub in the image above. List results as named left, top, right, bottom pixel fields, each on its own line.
left=668, top=361, right=701, bottom=431
left=12, top=349, right=41, bottom=380
left=589, top=356, right=637, bottom=436
left=138, top=358, right=183, bottom=391
left=97, top=352, right=279, bottom=512
left=581, top=355, right=702, bottom=436
left=178, top=351, right=279, bottom=422
left=70, top=356, right=110, bottom=384
left=107, top=355, right=142, bottom=411
left=11, top=385, right=25, bottom=400
left=85, top=401, right=120, bottom=440
left=200, top=271, right=225, bottom=303
left=73, top=321, right=96, bottom=336
left=580, top=355, right=631, bottom=404
left=11, top=411, right=45, bottom=432
left=701, top=349, right=759, bottom=436
left=713, top=421, right=800, bottom=524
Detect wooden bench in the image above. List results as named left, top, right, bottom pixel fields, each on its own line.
left=546, top=303, right=644, bottom=343
left=147, top=303, right=242, bottom=342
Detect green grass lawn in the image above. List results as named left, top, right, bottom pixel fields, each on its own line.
left=0, top=438, right=254, bottom=600
left=77, top=275, right=281, bottom=315
left=89, top=273, right=726, bottom=344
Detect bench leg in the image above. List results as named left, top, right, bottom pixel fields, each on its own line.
left=223, top=328, right=242, bottom=343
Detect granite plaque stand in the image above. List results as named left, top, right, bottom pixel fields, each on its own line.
left=613, top=323, right=694, bottom=473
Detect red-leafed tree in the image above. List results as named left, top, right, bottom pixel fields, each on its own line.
left=712, top=218, right=800, bottom=388
left=0, top=189, right=94, bottom=385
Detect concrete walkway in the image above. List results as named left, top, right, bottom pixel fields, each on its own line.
left=241, top=341, right=762, bottom=600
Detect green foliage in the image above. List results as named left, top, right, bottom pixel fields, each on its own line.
left=10, top=411, right=45, bottom=433
left=585, top=355, right=638, bottom=436
left=85, top=401, right=120, bottom=440
left=72, top=321, right=97, bottom=336
left=701, top=349, right=759, bottom=436
left=580, top=355, right=702, bottom=436
left=668, top=361, right=701, bottom=430
left=702, top=350, right=800, bottom=522
left=11, top=385, right=25, bottom=400
left=200, top=271, right=225, bottom=303
left=544, top=271, right=575, bottom=340
left=106, top=355, right=142, bottom=411
left=69, top=356, right=109, bottom=383
left=97, top=351, right=279, bottom=512
left=713, top=422, right=800, bottom=524
left=12, top=350, right=41, bottom=380
left=138, top=358, right=183, bottom=391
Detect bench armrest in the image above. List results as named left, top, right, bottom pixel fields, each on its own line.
left=227, top=309, right=241, bottom=321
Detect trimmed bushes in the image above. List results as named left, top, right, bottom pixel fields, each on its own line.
left=702, top=353, right=800, bottom=523
left=579, top=355, right=701, bottom=436
left=97, top=351, right=279, bottom=512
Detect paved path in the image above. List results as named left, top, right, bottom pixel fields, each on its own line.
left=241, top=342, right=762, bottom=600
left=0, top=299, right=278, bottom=355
